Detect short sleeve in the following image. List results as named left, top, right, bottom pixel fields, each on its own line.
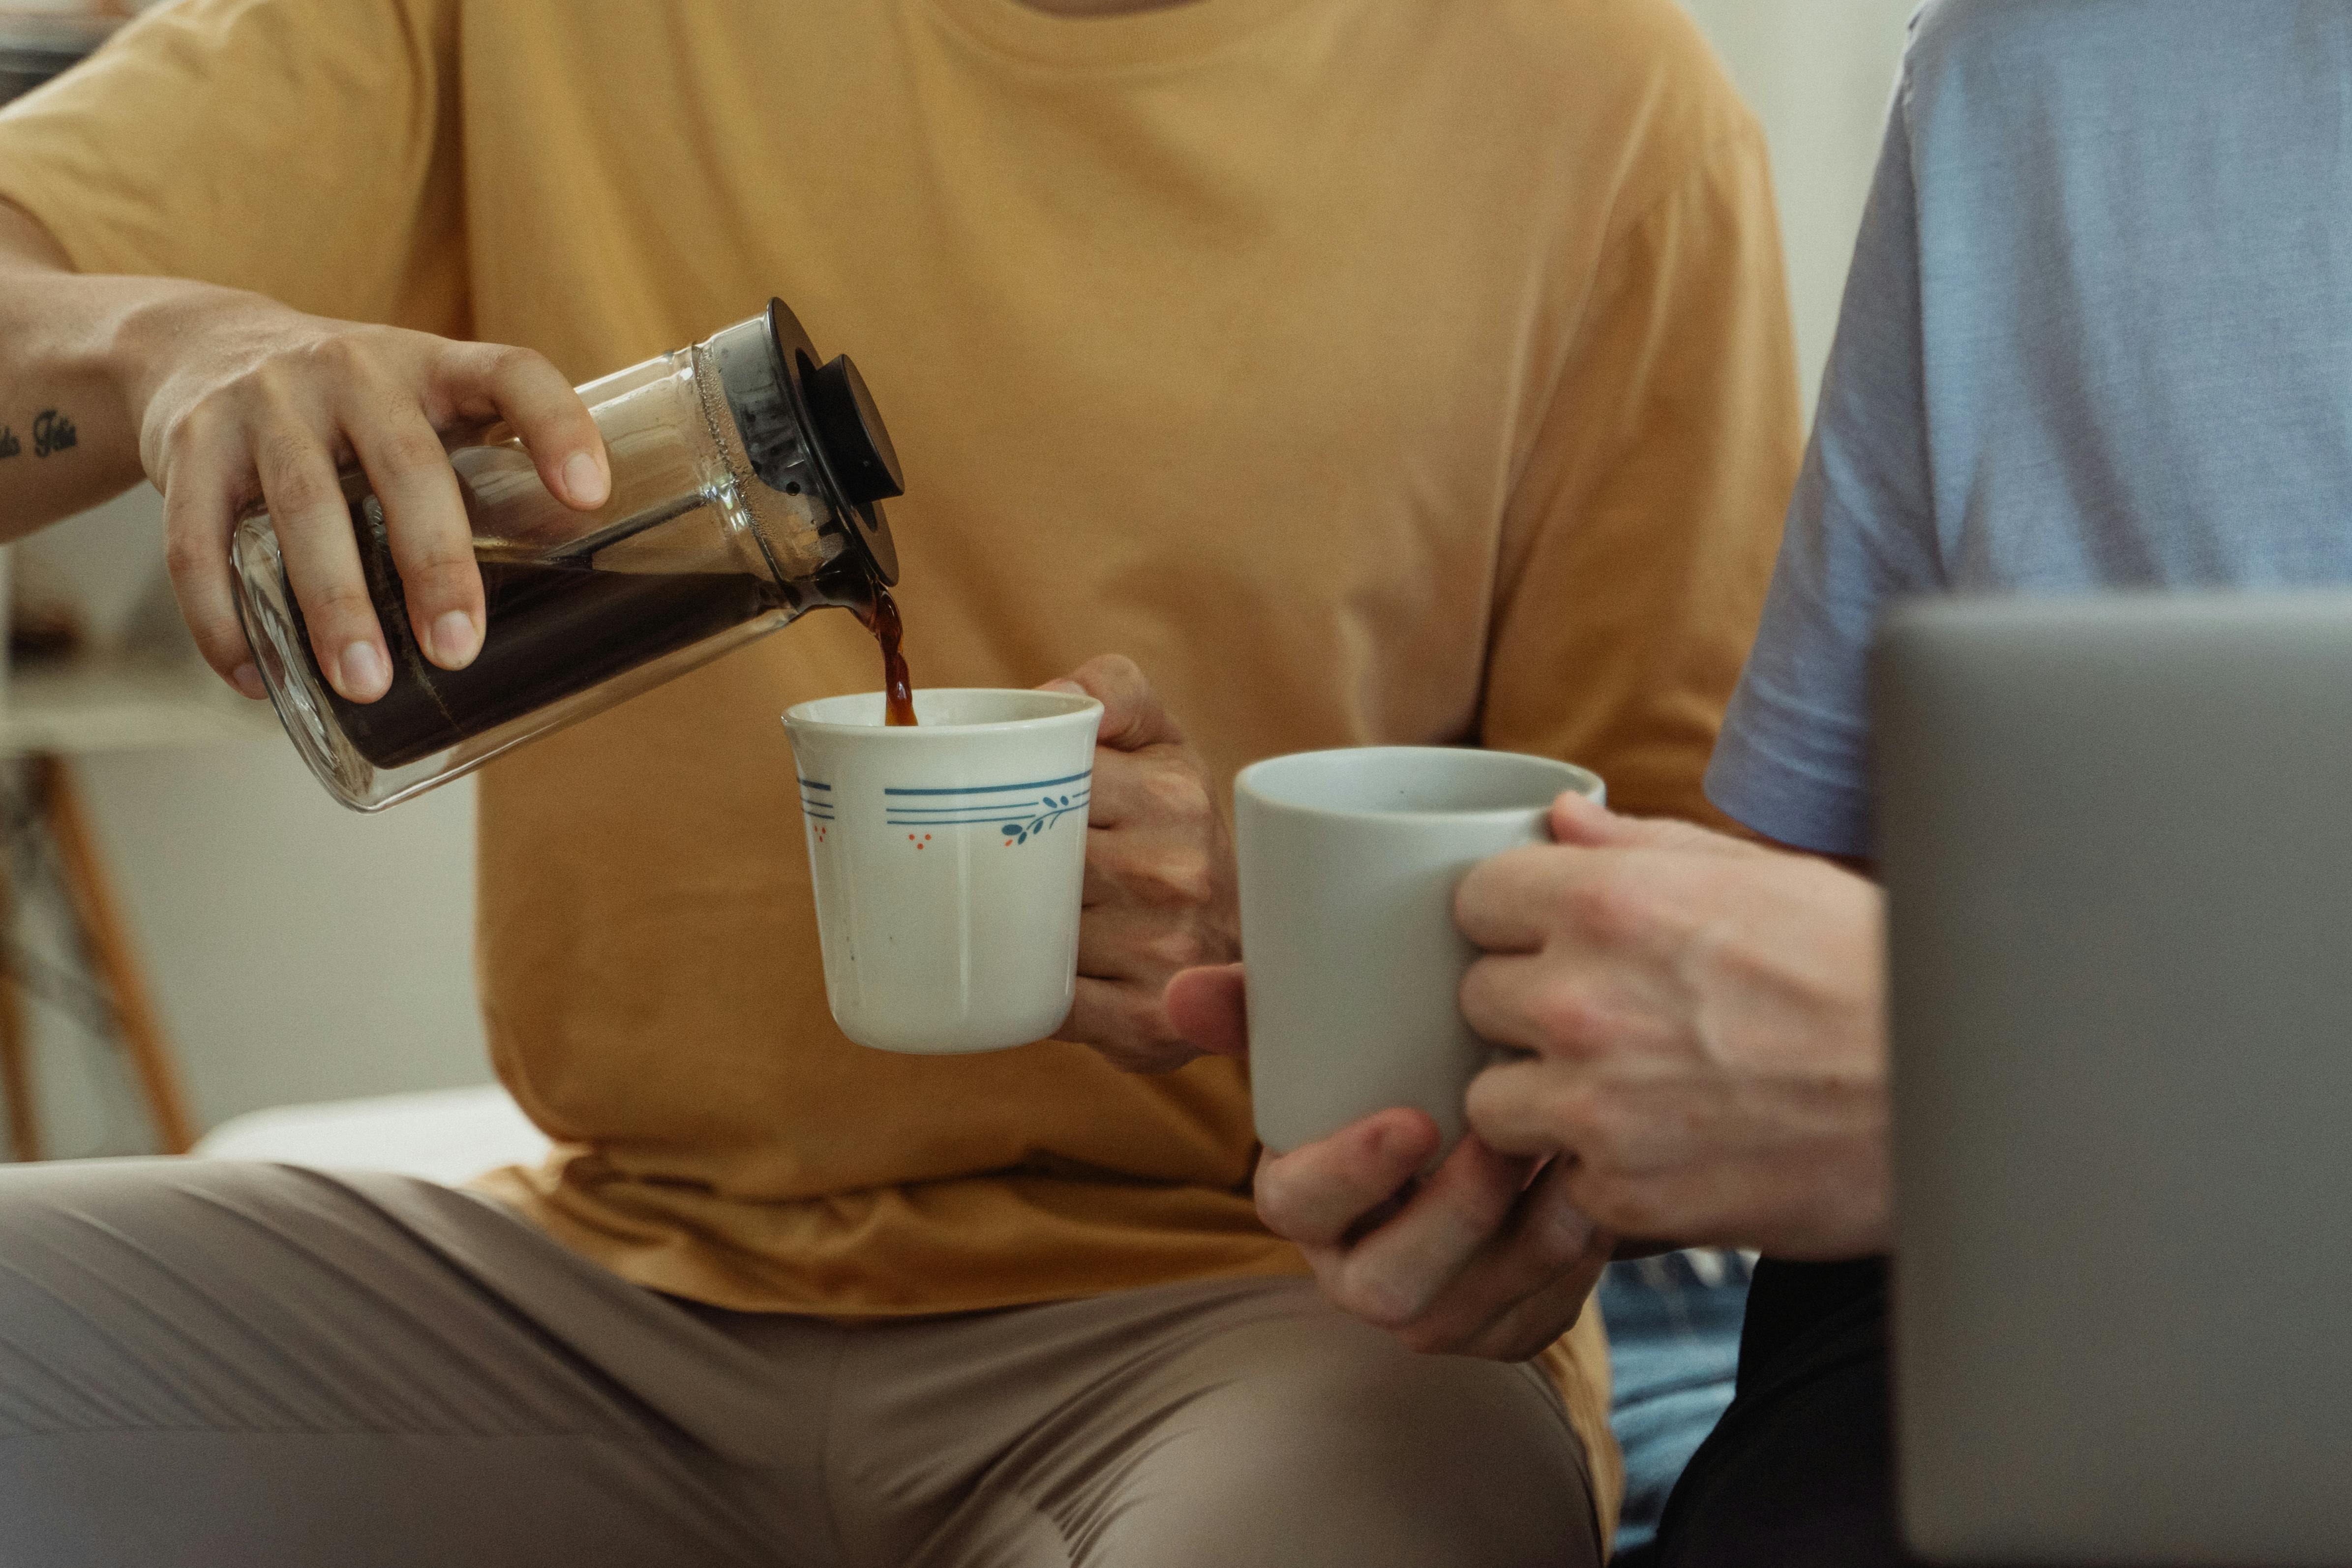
left=1478, top=120, right=1803, bottom=827
left=1702, top=80, right=1945, bottom=856
left=0, top=0, right=465, bottom=334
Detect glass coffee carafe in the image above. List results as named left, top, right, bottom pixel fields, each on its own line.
left=233, top=299, right=902, bottom=812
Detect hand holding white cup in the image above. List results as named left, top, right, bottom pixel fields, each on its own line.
left=1231, top=746, right=1605, bottom=1153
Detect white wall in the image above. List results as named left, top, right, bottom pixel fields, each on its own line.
left=1684, top=0, right=1919, bottom=416
left=4, top=1, right=1920, bottom=1157
left=6, top=491, right=487, bottom=1160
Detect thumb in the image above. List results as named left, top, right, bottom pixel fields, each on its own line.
left=1549, top=790, right=1756, bottom=858
left=1047, top=654, right=1184, bottom=752
left=1164, top=964, right=1250, bottom=1057
left=1547, top=790, right=1650, bottom=846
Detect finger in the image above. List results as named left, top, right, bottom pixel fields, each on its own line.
left=1328, top=1136, right=1535, bottom=1328
left=1255, top=1110, right=1441, bottom=1246
left=1458, top=1240, right=1614, bottom=1362
left=1546, top=791, right=1647, bottom=848
left=1080, top=797, right=1216, bottom=902
left=1076, top=903, right=1200, bottom=982
left=159, top=424, right=268, bottom=698
left=1061, top=974, right=1194, bottom=1074
left=1050, top=654, right=1186, bottom=752
left=1452, top=843, right=1582, bottom=953
left=1549, top=790, right=1757, bottom=859
left=1395, top=1159, right=1602, bottom=1355
left=1463, top=1056, right=1594, bottom=1160
left=342, top=393, right=482, bottom=669
left=431, top=342, right=608, bottom=510
left=1082, top=751, right=1216, bottom=838
left=250, top=410, right=388, bottom=702
left=1458, top=951, right=1676, bottom=1060
left=1458, top=952, right=1556, bottom=1055
left=1164, top=965, right=1248, bottom=1056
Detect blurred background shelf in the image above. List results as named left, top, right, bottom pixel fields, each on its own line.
left=0, top=654, right=281, bottom=756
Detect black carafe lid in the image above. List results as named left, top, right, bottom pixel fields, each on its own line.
left=714, top=299, right=902, bottom=585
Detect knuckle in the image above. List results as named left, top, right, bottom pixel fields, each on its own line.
left=1563, top=869, right=1653, bottom=947
left=482, top=343, right=554, bottom=392
left=1252, top=1167, right=1304, bottom=1232
left=300, top=585, right=378, bottom=626
left=1087, top=653, right=1143, bottom=693
left=1143, top=860, right=1214, bottom=910
left=163, top=529, right=219, bottom=586
left=393, top=556, right=480, bottom=603
left=1527, top=983, right=1610, bottom=1053
left=1098, top=841, right=1213, bottom=910
left=373, top=425, right=452, bottom=478
left=267, top=467, right=341, bottom=520
left=296, top=585, right=383, bottom=634
left=1133, top=926, right=1200, bottom=974
left=299, top=332, right=369, bottom=379
left=234, top=356, right=296, bottom=407
left=158, top=401, right=224, bottom=466
left=1335, top=1276, right=1417, bottom=1331
left=249, top=424, right=319, bottom=480
left=1141, top=767, right=1212, bottom=823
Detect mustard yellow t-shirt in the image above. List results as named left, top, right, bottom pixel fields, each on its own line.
left=0, top=0, right=1801, bottom=1521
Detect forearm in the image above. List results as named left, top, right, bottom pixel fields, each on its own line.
left=0, top=199, right=204, bottom=538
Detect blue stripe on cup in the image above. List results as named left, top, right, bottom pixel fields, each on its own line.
left=883, top=772, right=1092, bottom=844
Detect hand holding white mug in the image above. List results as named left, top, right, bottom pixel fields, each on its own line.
left=1043, top=656, right=1239, bottom=1075
left=1164, top=747, right=1615, bottom=1361
left=1458, top=792, right=1892, bottom=1260
left=1172, top=960, right=1613, bottom=1361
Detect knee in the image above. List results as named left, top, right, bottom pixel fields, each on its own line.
left=0, top=1157, right=340, bottom=1280
left=1094, top=1314, right=1601, bottom=1567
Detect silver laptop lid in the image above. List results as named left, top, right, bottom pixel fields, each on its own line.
left=1874, top=591, right=2352, bottom=1567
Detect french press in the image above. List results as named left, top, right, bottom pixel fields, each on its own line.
left=232, top=300, right=903, bottom=812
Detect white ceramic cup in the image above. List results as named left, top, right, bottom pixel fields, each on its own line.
left=783, top=688, right=1104, bottom=1054
left=1235, top=746, right=1605, bottom=1154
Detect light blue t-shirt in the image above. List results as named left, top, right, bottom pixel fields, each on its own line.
left=1706, top=0, right=2352, bottom=857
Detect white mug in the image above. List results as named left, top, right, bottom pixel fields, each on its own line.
left=1235, top=746, right=1605, bottom=1153
left=783, top=688, right=1103, bottom=1054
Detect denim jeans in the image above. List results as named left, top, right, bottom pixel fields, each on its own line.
left=1597, top=1250, right=1751, bottom=1558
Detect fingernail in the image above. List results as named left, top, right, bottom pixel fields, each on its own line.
left=230, top=663, right=267, bottom=701
left=1039, top=679, right=1085, bottom=695
left=563, top=451, right=606, bottom=507
left=338, top=641, right=389, bottom=699
left=431, top=609, right=481, bottom=667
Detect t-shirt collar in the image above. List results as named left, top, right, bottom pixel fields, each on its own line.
left=922, top=0, right=1317, bottom=71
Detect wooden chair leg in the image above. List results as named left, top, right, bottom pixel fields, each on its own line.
left=34, top=755, right=196, bottom=1155
left=0, top=846, right=35, bottom=1160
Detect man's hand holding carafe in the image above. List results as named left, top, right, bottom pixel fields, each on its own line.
left=0, top=198, right=607, bottom=706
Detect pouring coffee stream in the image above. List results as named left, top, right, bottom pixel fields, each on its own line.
left=857, top=580, right=918, bottom=728
left=234, top=299, right=913, bottom=808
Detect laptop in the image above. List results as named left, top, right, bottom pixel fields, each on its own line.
left=1873, top=592, right=2352, bottom=1567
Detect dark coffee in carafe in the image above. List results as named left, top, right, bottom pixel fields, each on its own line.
left=300, top=527, right=913, bottom=771
left=234, top=299, right=906, bottom=809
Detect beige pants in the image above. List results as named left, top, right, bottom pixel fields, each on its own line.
left=0, top=1159, right=1598, bottom=1568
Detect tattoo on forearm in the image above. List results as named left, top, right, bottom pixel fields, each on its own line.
left=31, top=409, right=75, bottom=457
left=0, top=409, right=76, bottom=461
